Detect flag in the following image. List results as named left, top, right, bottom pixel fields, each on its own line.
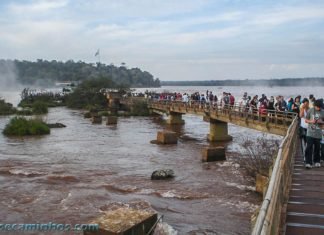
left=95, top=49, right=100, bottom=57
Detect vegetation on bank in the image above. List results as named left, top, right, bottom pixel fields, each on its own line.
left=19, top=88, right=66, bottom=108
left=3, top=117, right=50, bottom=136
left=129, top=100, right=150, bottom=116
left=31, top=101, right=48, bottom=114
left=234, top=135, right=280, bottom=179
left=0, top=59, right=160, bottom=87
left=0, top=98, right=16, bottom=115
left=66, top=77, right=129, bottom=110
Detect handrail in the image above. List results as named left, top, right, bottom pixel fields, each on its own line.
left=251, top=116, right=299, bottom=235
left=146, top=100, right=297, bottom=127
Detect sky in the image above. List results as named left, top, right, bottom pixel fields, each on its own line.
left=0, top=0, right=324, bottom=81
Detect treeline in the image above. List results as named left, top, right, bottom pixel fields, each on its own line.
left=0, top=59, right=160, bottom=88
left=162, top=77, right=324, bottom=86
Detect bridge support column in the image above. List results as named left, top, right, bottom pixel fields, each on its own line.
left=207, top=118, right=232, bottom=142
left=166, top=112, right=184, bottom=125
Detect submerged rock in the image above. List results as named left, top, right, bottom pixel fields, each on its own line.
left=46, top=123, right=66, bottom=128
left=151, top=169, right=175, bottom=180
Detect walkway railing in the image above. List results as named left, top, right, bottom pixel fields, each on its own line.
left=251, top=117, right=299, bottom=235
left=147, top=100, right=297, bottom=128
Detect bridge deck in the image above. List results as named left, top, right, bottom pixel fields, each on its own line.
left=285, top=149, right=324, bottom=235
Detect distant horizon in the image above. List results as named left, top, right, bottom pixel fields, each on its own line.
left=2, top=58, right=323, bottom=82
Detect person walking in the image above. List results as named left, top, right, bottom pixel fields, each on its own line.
left=304, top=100, right=324, bottom=169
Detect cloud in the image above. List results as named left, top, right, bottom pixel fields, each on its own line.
left=0, top=0, right=324, bottom=80
left=8, top=0, right=68, bottom=14
left=250, top=6, right=324, bottom=26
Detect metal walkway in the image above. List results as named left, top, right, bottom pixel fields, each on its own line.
left=285, top=150, right=324, bottom=235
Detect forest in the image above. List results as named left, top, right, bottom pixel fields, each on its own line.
left=0, top=59, right=160, bottom=88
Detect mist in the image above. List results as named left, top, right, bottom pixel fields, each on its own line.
left=0, top=60, right=21, bottom=91
left=0, top=60, right=23, bottom=106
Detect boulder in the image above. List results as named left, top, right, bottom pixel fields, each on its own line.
left=46, top=123, right=66, bottom=128
left=151, top=169, right=175, bottom=180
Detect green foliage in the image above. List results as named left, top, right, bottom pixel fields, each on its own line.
left=130, top=100, right=150, bottom=116
left=19, top=88, right=66, bottom=108
left=98, top=111, right=109, bottom=117
left=3, top=117, right=50, bottom=136
left=32, top=101, right=48, bottom=114
left=0, top=59, right=160, bottom=87
left=66, top=77, right=120, bottom=109
left=0, top=98, right=16, bottom=115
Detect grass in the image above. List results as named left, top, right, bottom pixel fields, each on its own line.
left=32, top=101, right=48, bottom=114
left=3, top=117, right=50, bottom=136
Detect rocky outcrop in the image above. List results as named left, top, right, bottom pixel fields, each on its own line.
left=46, top=123, right=66, bottom=128
left=151, top=169, right=175, bottom=180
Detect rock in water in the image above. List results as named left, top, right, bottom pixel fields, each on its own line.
left=151, top=169, right=175, bottom=180
left=46, top=123, right=66, bottom=128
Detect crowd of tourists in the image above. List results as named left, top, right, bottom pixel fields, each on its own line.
left=138, top=90, right=324, bottom=169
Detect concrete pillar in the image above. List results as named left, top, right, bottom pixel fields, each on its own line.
left=207, top=118, right=232, bottom=142
left=84, top=208, right=157, bottom=235
left=106, top=116, right=118, bottom=125
left=166, top=112, right=184, bottom=125
left=92, top=115, right=102, bottom=124
left=202, top=147, right=226, bottom=162
left=157, top=131, right=178, bottom=144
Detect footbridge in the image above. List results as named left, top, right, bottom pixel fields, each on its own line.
left=148, top=100, right=296, bottom=141
left=119, top=97, right=324, bottom=234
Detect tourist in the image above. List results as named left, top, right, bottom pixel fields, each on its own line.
left=309, top=95, right=315, bottom=108
left=259, top=100, right=268, bottom=118
left=214, top=94, right=218, bottom=104
left=267, top=96, right=275, bottom=111
left=292, top=96, right=301, bottom=114
left=239, top=92, right=249, bottom=112
left=259, top=94, right=267, bottom=103
left=287, top=98, right=294, bottom=112
left=182, top=93, right=189, bottom=103
left=299, top=98, right=309, bottom=154
left=209, top=92, right=214, bottom=104
left=250, top=95, right=258, bottom=113
left=229, top=93, right=235, bottom=107
left=321, top=129, right=324, bottom=162
left=304, top=100, right=324, bottom=169
left=200, top=94, right=206, bottom=104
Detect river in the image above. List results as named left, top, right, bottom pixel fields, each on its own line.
left=0, top=86, right=323, bottom=234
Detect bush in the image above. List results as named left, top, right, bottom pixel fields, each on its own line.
left=0, top=98, right=16, bottom=115
left=98, top=111, right=109, bottom=117
left=234, top=135, right=280, bottom=179
left=3, top=117, right=50, bottom=136
left=19, top=88, right=66, bottom=108
left=65, top=77, right=128, bottom=110
left=130, top=100, right=150, bottom=116
left=32, top=101, right=48, bottom=114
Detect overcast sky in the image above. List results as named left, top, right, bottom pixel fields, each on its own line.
left=1, top=0, right=324, bottom=81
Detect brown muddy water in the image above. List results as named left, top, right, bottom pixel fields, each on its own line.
left=0, top=106, right=275, bottom=235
